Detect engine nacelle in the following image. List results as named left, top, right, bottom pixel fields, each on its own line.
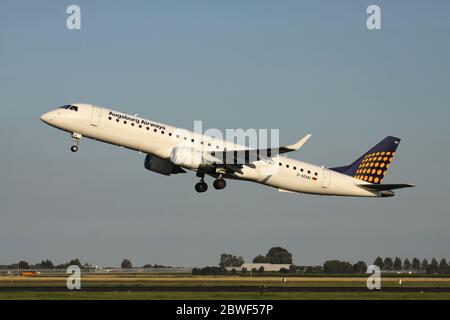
left=144, top=154, right=176, bottom=175
left=170, top=146, right=215, bottom=169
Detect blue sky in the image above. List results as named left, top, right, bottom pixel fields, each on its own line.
left=1, top=0, right=450, bottom=267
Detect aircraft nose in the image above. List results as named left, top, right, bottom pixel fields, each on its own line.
left=40, top=112, right=54, bottom=124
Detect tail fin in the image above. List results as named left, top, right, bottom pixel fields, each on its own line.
left=330, top=136, right=401, bottom=184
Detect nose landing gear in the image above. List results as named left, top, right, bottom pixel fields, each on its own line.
left=70, top=133, right=82, bottom=153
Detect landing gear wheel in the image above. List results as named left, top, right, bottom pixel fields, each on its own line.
left=213, top=178, right=226, bottom=190
left=195, top=181, right=208, bottom=193
left=70, top=133, right=82, bottom=153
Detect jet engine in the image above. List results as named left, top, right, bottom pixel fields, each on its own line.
left=144, top=154, right=180, bottom=175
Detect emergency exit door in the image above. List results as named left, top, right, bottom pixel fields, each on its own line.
left=322, top=167, right=331, bottom=188
left=90, top=106, right=102, bottom=126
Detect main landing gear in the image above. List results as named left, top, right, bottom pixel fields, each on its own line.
left=194, top=173, right=227, bottom=193
left=70, top=133, right=82, bottom=153
left=213, top=175, right=226, bottom=190
left=195, top=172, right=208, bottom=193
left=195, top=179, right=208, bottom=193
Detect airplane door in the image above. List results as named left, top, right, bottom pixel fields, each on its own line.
left=90, top=106, right=102, bottom=126
left=322, top=167, right=331, bottom=188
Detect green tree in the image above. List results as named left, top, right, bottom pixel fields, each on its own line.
left=323, top=260, right=353, bottom=273
left=383, top=257, right=393, bottom=271
left=411, top=258, right=420, bottom=270
left=403, top=258, right=411, bottom=271
left=35, top=260, right=54, bottom=269
left=323, top=260, right=339, bottom=273
left=289, top=265, right=298, bottom=273
left=18, top=261, right=30, bottom=269
left=266, top=247, right=293, bottom=264
left=352, top=261, right=367, bottom=273
left=438, top=258, right=448, bottom=274
left=121, top=259, right=132, bottom=269
left=429, top=258, right=439, bottom=274
left=373, top=256, right=384, bottom=269
left=219, top=254, right=244, bottom=267
left=252, top=255, right=268, bottom=263
left=68, top=259, right=82, bottom=268
left=393, top=257, right=402, bottom=271
left=421, top=259, right=429, bottom=271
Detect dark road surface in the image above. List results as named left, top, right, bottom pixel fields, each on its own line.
left=1, top=286, right=449, bottom=292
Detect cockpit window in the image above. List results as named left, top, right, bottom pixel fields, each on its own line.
left=59, top=105, right=78, bottom=111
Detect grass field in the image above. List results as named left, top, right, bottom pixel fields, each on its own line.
left=1, top=274, right=450, bottom=300
left=2, top=275, right=450, bottom=287
left=2, top=292, right=450, bottom=300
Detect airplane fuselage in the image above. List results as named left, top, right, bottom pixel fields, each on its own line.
left=40, top=103, right=387, bottom=197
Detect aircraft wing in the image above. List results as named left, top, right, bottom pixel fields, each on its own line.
left=207, top=134, right=312, bottom=166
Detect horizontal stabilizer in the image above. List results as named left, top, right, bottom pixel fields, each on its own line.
left=357, top=184, right=415, bottom=192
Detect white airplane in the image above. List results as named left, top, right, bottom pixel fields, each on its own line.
left=41, top=103, right=413, bottom=197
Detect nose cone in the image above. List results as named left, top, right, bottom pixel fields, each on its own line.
left=40, top=112, right=53, bottom=124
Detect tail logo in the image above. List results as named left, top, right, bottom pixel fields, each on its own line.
left=355, top=152, right=394, bottom=183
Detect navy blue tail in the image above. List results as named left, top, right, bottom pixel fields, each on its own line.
left=330, top=136, right=401, bottom=184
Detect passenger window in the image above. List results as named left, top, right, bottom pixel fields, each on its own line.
left=293, top=166, right=296, bottom=170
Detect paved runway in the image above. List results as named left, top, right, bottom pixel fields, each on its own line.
left=1, top=286, right=450, bottom=292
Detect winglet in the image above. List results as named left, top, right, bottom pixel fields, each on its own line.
left=284, top=134, right=312, bottom=151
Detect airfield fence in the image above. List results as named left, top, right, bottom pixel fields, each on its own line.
left=0, top=267, right=192, bottom=275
